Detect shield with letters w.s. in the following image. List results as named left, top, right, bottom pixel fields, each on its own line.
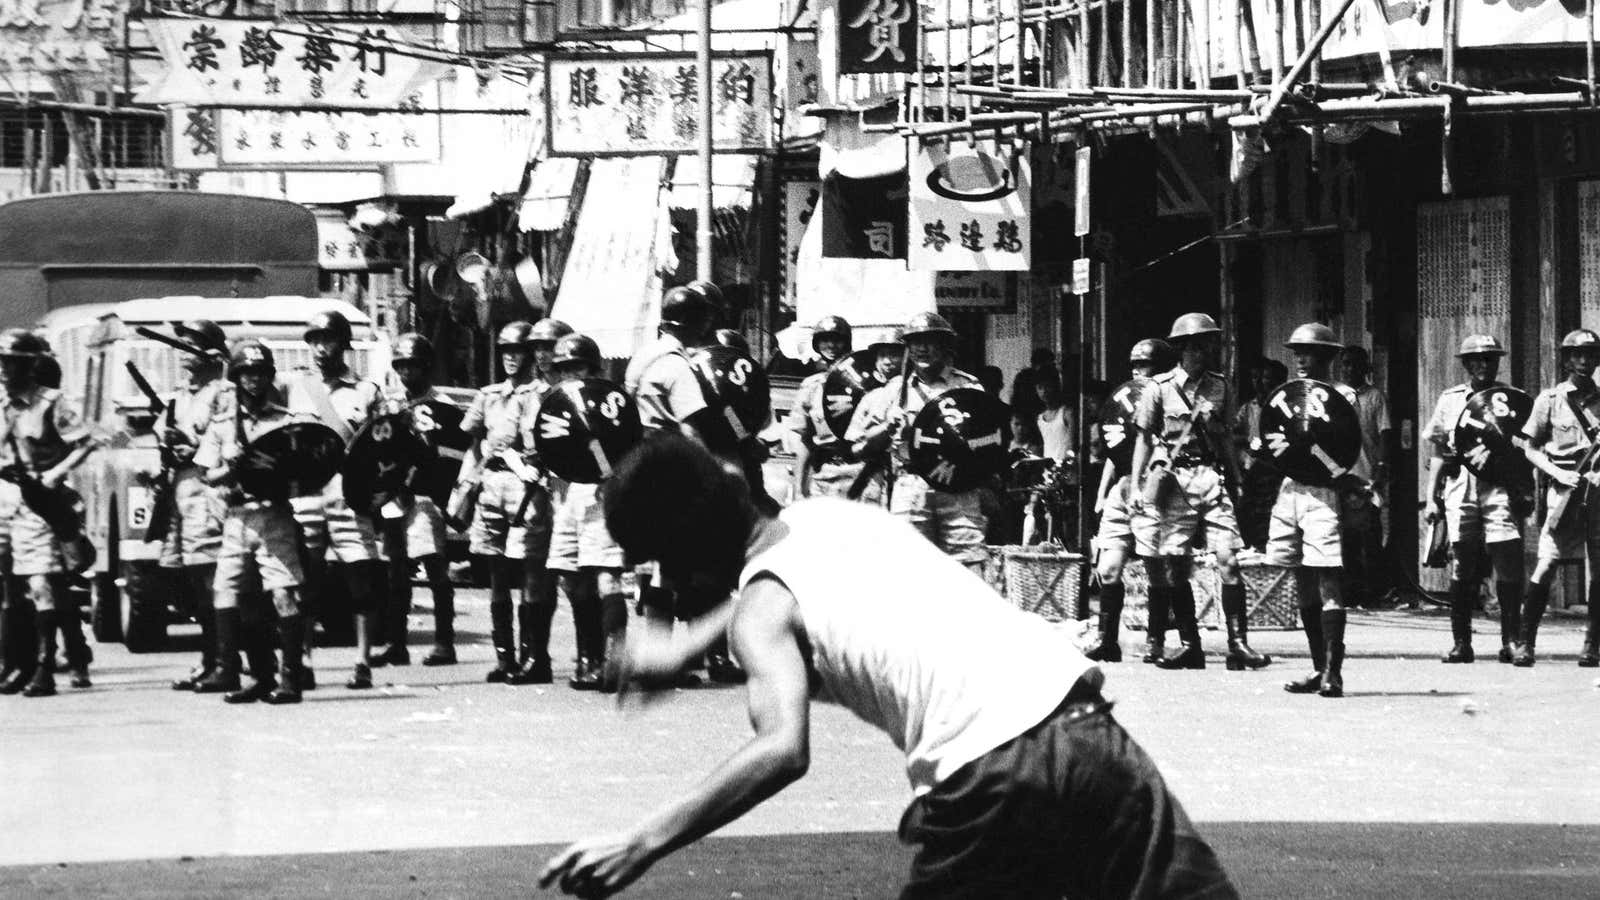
left=1254, top=379, right=1361, bottom=488
left=904, top=387, right=1012, bottom=493
left=533, top=378, right=643, bottom=484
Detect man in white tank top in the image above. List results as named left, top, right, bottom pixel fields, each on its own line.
left=540, top=435, right=1237, bottom=899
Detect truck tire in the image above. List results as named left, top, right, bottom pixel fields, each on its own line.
left=120, top=561, right=169, bottom=653
left=91, top=571, right=123, bottom=642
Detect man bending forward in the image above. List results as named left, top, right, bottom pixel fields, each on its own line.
left=540, top=435, right=1236, bottom=899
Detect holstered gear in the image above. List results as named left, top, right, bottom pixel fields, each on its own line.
left=1084, top=583, right=1125, bottom=663
left=22, top=608, right=57, bottom=697
left=1442, top=580, right=1476, bottom=664
left=1221, top=583, right=1271, bottom=670
left=1513, top=582, right=1549, bottom=667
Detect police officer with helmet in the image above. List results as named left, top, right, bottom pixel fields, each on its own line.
left=160, top=319, right=233, bottom=691
left=1128, top=313, right=1265, bottom=673
left=1423, top=335, right=1529, bottom=665
left=787, top=316, right=863, bottom=501
left=0, top=329, right=97, bottom=698
left=845, top=311, right=989, bottom=571
left=1084, top=338, right=1171, bottom=662
left=1517, top=328, right=1600, bottom=668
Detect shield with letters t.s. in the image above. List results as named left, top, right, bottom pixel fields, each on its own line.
left=1099, top=377, right=1155, bottom=473
left=1254, top=379, right=1361, bottom=488
left=343, top=411, right=432, bottom=515
left=238, top=421, right=346, bottom=502
left=1453, top=386, right=1533, bottom=487
left=532, top=378, right=643, bottom=484
left=822, top=349, right=886, bottom=440
left=903, top=387, right=1012, bottom=493
left=687, top=345, right=772, bottom=452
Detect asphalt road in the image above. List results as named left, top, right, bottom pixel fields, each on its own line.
left=4, top=594, right=1600, bottom=897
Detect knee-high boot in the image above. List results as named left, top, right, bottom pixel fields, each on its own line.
left=1284, top=593, right=1327, bottom=694
left=1085, top=582, right=1125, bottom=662
left=1142, top=584, right=1170, bottom=664
left=1319, top=608, right=1347, bottom=698
left=422, top=558, right=456, bottom=666
left=1156, top=582, right=1205, bottom=670
left=56, top=584, right=90, bottom=688
left=1496, top=581, right=1522, bottom=663
left=195, top=607, right=241, bottom=693
left=265, top=615, right=305, bottom=705
left=21, top=608, right=57, bottom=697
left=0, top=599, right=36, bottom=693
left=225, top=621, right=278, bottom=704
left=1222, top=582, right=1271, bottom=670
left=1514, top=581, right=1549, bottom=667
left=1442, top=580, right=1475, bottom=663
left=1580, top=581, right=1600, bottom=668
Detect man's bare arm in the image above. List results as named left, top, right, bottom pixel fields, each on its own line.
left=539, top=575, right=812, bottom=897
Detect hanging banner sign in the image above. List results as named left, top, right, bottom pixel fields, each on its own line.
left=315, top=213, right=406, bottom=271
left=782, top=180, right=822, bottom=304
left=837, top=0, right=919, bottom=74
left=821, top=170, right=909, bottom=260
left=909, top=139, right=1031, bottom=272
left=169, top=100, right=441, bottom=169
left=0, top=0, right=122, bottom=75
left=138, top=18, right=448, bottom=109
left=545, top=51, right=773, bottom=156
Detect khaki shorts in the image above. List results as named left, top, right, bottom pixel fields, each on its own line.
left=804, top=459, right=866, bottom=501
left=9, top=496, right=68, bottom=577
left=0, top=480, right=17, bottom=570
left=383, top=496, right=448, bottom=560
left=292, top=473, right=384, bottom=564
left=1442, top=471, right=1522, bottom=546
left=214, top=503, right=304, bottom=606
left=1131, top=465, right=1241, bottom=558
left=1536, top=484, right=1600, bottom=562
left=1093, top=478, right=1134, bottom=554
left=159, top=467, right=225, bottom=568
left=1265, top=481, right=1343, bottom=568
left=547, top=481, right=623, bottom=572
left=889, top=473, right=987, bottom=565
left=470, top=468, right=552, bottom=562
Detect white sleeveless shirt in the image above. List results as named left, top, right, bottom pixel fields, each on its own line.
left=738, top=499, right=1098, bottom=796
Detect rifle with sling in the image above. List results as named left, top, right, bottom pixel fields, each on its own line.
left=0, top=430, right=86, bottom=541
left=1545, top=389, right=1600, bottom=532
left=125, top=361, right=179, bottom=542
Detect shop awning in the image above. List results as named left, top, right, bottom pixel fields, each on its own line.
left=666, top=155, right=757, bottom=211
left=549, top=157, right=673, bottom=359
left=519, top=157, right=582, bottom=232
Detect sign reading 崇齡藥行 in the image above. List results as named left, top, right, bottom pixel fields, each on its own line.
left=909, top=139, right=1031, bottom=272
left=544, top=52, right=773, bottom=156
left=837, top=0, right=919, bottom=74
left=138, top=18, right=448, bottom=109
left=0, top=0, right=122, bottom=75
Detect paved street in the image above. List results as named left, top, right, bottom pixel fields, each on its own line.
left=5, top=592, right=1600, bottom=897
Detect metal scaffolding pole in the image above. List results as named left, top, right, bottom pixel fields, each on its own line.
left=697, top=0, right=714, bottom=281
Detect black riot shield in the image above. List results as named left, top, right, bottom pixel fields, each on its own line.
left=904, top=387, right=1013, bottom=493
left=1454, top=386, right=1534, bottom=486
left=686, top=345, right=771, bottom=452
left=532, top=378, right=643, bottom=484
left=343, top=412, right=432, bottom=515
left=1254, top=379, right=1362, bottom=488
left=237, top=421, right=346, bottom=502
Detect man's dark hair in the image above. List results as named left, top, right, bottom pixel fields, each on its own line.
left=604, top=434, right=758, bottom=607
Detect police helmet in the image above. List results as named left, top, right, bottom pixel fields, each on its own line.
left=1560, top=328, right=1600, bottom=350
left=1284, top=322, right=1344, bottom=351
left=811, top=316, right=853, bottom=353
left=902, top=312, right=957, bottom=342
left=687, top=280, right=725, bottom=309
left=0, top=329, right=47, bottom=359
left=230, top=339, right=276, bottom=375
left=530, top=318, right=575, bottom=346
left=1455, top=335, right=1507, bottom=358
left=1128, top=338, right=1172, bottom=366
left=712, top=329, right=750, bottom=353
left=552, top=333, right=603, bottom=369
left=870, top=327, right=906, bottom=350
left=660, top=286, right=713, bottom=329
left=1168, top=312, right=1222, bottom=341
left=496, top=321, right=535, bottom=350
left=304, top=310, right=354, bottom=347
left=175, top=319, right=228, bottom=357
left=392, top=333, right=435, bottom=369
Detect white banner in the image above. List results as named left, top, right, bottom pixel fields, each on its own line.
left=545, top=51, right=773, bottom=156
left=909, top=139, right=1031, bottom=272
left=170, top=101, right=441, bottom=169
left=0, top=0, right=121, bottom=75
left=139, top=18, right=448, bottom=109
left=781, top=180, right=821, bottom=306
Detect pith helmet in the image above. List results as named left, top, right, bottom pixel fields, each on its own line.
left=1129, top=338, right=1172, bottom=365
left=1285, top=322, right=1344, bottom=351
left=530, top=318, right=574, bottom=345
left=1560, top=328, right=1600, bottom=350
left=903, top=311, right=957, bottom=341
left=496, top=321, right=535, bottom=349
left=1168, top=312, right=1221, bottom=341
left=1456, top=335, right=1507, bottom=358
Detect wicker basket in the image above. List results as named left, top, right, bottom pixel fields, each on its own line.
left=990, top=545, right=1086, bottom=622
left=1116, top=551, right=1297, bottom=631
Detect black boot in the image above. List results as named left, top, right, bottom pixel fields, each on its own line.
left=57, top=590, right=91, bottom=689
left=1319, top=609, right=1347, bottom=698
left=1085, top=583, right=1125, bottom=662
left=1156, top=583, right=1205, bottom=670
left=486, top=595, right=516, bottom=683
left=1580, top=603, right=1600, bottom=668
left=225, top=624, right=278, bottom=704
left=568, top=591, right=602, bottom=690
left=510, top=597, right=555, bottom=685
left=1442, top=580, right=1475, bottom=664
left=1497, top=580, right=1523, bottom=664
left=267, top=615, right=305, bottom=704
left=1284, top=600, right=1327, bottom=694
left=1141, top=584, right=1170, bottom=664
left=173, top=566, right=218, bottom=690
left=1221, top=583, right=1270, bottom=670
left=195, top=607, right=242, bottom=694
left=0, top=601, right=37, bottom=694
left=22, top=609, right=58, bottom=698
left=422, top=560, right=456, bottom=666
left=1513, top=582, right=1548, bottom=668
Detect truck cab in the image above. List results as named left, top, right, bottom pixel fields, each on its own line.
left=44, top=296, right=391, bottom=651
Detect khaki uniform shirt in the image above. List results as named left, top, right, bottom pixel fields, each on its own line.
left=0, top=386, right=92, bottom=472
left=1523, top=380, right=1600, bottom=470
left=1135, top=366, right=1233, bottom=463
left=844, top=367, right=982, bottom=467
left=625, top=334, right=706, bottom=433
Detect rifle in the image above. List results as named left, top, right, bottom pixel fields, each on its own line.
left=134, top=326, right=211, bottom=360
left=846, top=346, right=911, bottom=502
left=126, top=361, right=179, bottom=543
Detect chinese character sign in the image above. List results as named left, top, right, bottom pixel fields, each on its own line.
left=837, top=0, right=919, bottom=74
left=821, top=171, right=908, bottom=260
left=139, top=19, right=448, bottom=109
left=170, top=102, right=441, bottom=169
left=545, top=52, right=773, bottom=156
left=909, top=139, right=1031, bottom=272
left=0, top=0, right=123, bottom=75
left=782, top=180, right=821, bottom=304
